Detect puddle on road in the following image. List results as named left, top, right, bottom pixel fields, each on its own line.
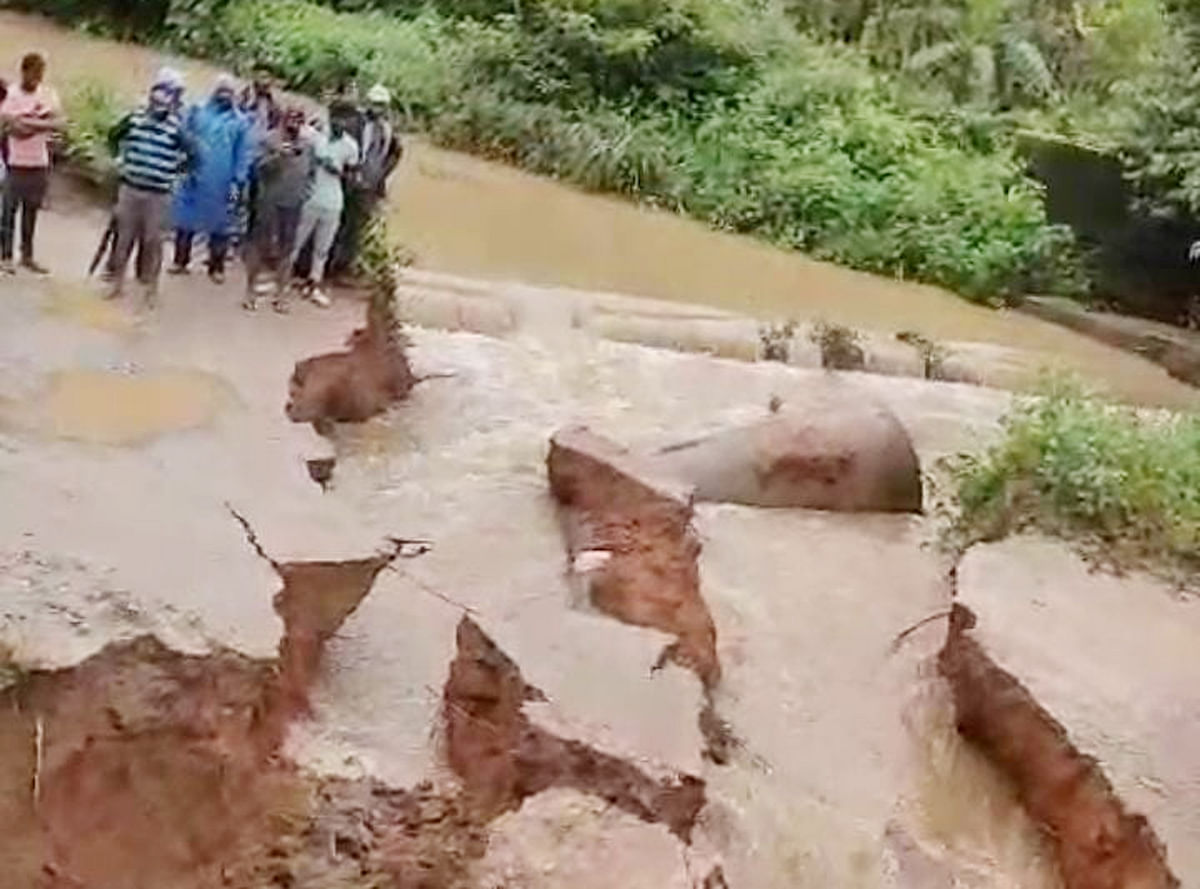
left=34, top=369, right=234, bottom=445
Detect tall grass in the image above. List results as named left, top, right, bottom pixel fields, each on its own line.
left=59, top=78, right=124, bottom=186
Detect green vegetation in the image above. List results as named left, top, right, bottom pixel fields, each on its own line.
left=19, top=0, right=1200, bottom=302
left=17, top=0, right=1090, bottom=301
left=947, top=379, right=1200, bottom=584
left=60, top=78, right=123, bottom=187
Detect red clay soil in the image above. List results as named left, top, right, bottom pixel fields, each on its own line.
left=443, top=617, right=707, bottom=842
left=939, top=604, right=1179, bottom=889
left=285, top=285, right=418, bottom=435
left=0, top=522, right=461, bottom=889
left=0, top=521, right=712, bottom=887
left=546, top=427, right=720, bottom=690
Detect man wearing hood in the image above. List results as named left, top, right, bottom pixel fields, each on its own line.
left=105, top=71, right=195, bottom=305
left=170, top=74, right=251, bottom=284
left=101, top=67, right=185, bottom=283
left=329, top=82, right=400, bottom=279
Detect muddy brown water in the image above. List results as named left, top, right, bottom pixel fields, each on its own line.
left=1, top=11, right=1196, bottom=410
left=35, top=369, right=233, bottom=444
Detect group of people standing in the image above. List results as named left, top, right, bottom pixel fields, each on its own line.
left=107, top=68, right=401, bottom=310
left=1, top=50, right=401, bottom=312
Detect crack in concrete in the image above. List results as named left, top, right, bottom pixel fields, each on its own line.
left=443, top=617, right=707, bottom=843
left=939, top=603, right=1179, bottom=889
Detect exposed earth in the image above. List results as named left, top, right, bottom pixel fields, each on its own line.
left=0, top=15, right=1198, bottom=888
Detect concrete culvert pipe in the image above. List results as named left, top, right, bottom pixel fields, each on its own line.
left=647, top=389, right=923, bottom=513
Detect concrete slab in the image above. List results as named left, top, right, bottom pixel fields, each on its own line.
left=958, top=537, right=1200, bottom=887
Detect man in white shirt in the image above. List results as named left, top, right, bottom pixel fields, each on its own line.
left=286, top=104, right=358, bottom=309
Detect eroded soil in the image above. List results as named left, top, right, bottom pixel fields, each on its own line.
left=0, top=518, right=709, bottom=888
left=939, top=603, right=1179, bottom=889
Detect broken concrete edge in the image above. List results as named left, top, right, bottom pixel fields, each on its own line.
left=285, top=269, right=419, bottom=434
left=443, top=616, right=709, bottom=844
left=227, top=505, right=432, bottom=723
left=0, top=531, right=719, bottom=885
left=938, top=602, right=1180, bottom=889
left=546, top=426, right=720, bottom=688
left=546, top=427, right=737, bottom=769
left=1020, top=297, right=1200, bottom=388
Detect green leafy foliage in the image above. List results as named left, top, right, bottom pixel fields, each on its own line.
left=162, top=0, right=1078, bottom=299
left=60, top=78, right=123, bottom=186
left=947, top=377, right=1200, bottom=584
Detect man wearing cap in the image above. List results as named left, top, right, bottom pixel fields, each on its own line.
left=170, top=74, right=251, bottom=284
left=105, top=72, right=195, bottom=305
left=329, top=82, right=401, bottom=279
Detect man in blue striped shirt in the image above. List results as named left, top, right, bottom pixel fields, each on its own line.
left=105, top=73, right=195, bottom=306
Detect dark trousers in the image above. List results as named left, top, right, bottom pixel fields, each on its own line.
left=174, top=229, right=230, bottom=274
left=329, top=187, right=378, bottom=279
left=0, top=167, right=49, bottom=262
left=245, top=201, right=302, bottom=289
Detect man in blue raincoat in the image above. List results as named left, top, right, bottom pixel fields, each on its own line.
left=169, top=75, right=250, bottom=284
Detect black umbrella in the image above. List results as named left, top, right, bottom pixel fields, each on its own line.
left=88, top=215, right=116, bottom=277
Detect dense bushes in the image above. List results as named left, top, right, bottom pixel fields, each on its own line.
left=20, top=0, right=1088, bottom=300
left=948, top=378, right=1200, bottom=583
left=143, top=0, right=1075, bottom=300
left=60, top=78, right=123, bottom=185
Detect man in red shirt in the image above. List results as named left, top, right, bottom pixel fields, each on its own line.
left=0, top=53, right=63, bottom=275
